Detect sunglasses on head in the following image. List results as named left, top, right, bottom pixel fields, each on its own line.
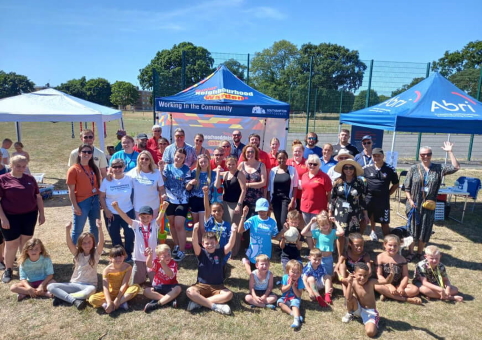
left=83, top=135, right=94, bottom=139
left=81, top=150, right=93, bottom=154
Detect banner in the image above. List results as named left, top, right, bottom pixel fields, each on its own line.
left=350, top=126, right=384, bottom=151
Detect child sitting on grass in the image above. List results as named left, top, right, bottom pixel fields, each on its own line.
left=185, top=220, right=237, bottom=315
left=302, top=248, right=333, bottom=307
left=278, top=259, right=304, bottom=329
left=143, top=244, right=182, bottom=313
left=342, top=262, right=395, bottom=338
left=88, top=245, right=141, bottom=313
left=244, top=254, right=277, bottom=309
left=413, top=245, right=463, bottom=302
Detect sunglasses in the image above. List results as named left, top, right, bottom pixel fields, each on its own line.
left=111, top=165, right=123, bottom=169
left=83, top=136, right=94, bottom=139
left=81, top=150, right=93, bottom=154
left=232, top=134, right=240, bottom=136
left=214, top=154, right=224, bottom=157
left=362, top=142, right=371, bottom=145
left=246, top=151, right=255, bottom=154
left=195, top=139, right=203, bottom=142
left=308, top=163, right=319, bottom=166
left=175, top=135, right=184, bottom=138
left=343, top=166, right=355, bottom=170
left=420, top=153, right=432, bottom=157
left=139, top=158, right=150, bottom=161
left=307, top=137, right=317, bottom=140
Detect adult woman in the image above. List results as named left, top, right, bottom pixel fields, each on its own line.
left=404, top=142, right=459, bottom=261
left=219, top=155, right=246, bottom=256
left=127, top=151, right=165, bottom=218
left=300, top=154, right=332, bottom=249
left=99, top=158, right=135, bottom=261
left=287, top=140, right=308, bottom=213
left=268, top=138, right=280, bottom=169
left=268, top=150, right=299, bottom=232
left=320, top=143, right=337, bottom=173
left=66, top=144, right=101, bottom=245
left=329, top=159, right=368, bottom=254
left=110, top=135, right=139, bottom=172
left=161, top=148, right=191, bottom=262
left=157, top=137, right=169, bottom=161
left=0, top=155, right=45, bottom=283
left=193, top=133, right=210, bottom=160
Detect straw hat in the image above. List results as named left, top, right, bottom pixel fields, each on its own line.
left=334, top=159, right=364, bottom=177
left=334, top=149, right=354, bottom=161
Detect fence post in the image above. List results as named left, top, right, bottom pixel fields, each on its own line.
left=181, top=50, right=186, bottom=90
left=468, top=68, right=482, bottom=160
left=415, top=62, right=431, bottom=160
left=365, top=60, right=374, bottom=108
left=246, top=53, right=250, bottom=85
left=339, top=90, right=344, bottom=114
left=152, top=69, right=159, bottom=125
left=305, top=55, right=313, bottom=135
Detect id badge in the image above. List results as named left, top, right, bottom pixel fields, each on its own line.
left=92, top=188, right=97, bottom=193
left=423, top=187, right=428, bottom=193
left=342, top=202, right=350, bottom=208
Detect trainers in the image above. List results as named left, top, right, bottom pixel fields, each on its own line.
left=187, top=301, right=201, bottom=311
left=342, top=312, right=354, bottom=323
left=370, top=231, right=378, bottom=241
left=2, top=268, right=12, bottom=283
left=0, top=261, right=5, bottom=270
left=52, top=297, right=63, bottom=307
left=266, top=304, right=276, bottom=310
left=119, top=302, right=129, bottom=310
left=73, top=299, right=87, bottom=310
left=17, top=294, right=27, bottom=302
left=174, top=250, right=185, bottom=262
left=212, top=303, right=231, bottom=315
left=144, top=300, right=160, bottom=313
left=102, top=302, right=108, bottom=310
left=290, top=318, right=301, bottom=329
left=170, top=298, right=177, bottom=308
left=172, top=245, right=179, bottom=256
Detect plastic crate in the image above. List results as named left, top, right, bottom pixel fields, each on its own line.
left=434, top=202, right=445, bottom=221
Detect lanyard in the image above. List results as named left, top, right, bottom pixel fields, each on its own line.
left=363, top=154, right=373, bottom=166
left=343, top=182, right=353, bottom=199
left=80, top=164, right=95, bottom=188
left=140, top=223, right=151, bottom=248
left=429, top=264, right=444, bottom=288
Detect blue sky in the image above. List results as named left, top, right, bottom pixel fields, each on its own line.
left=1, top=0, right=481, bottom=89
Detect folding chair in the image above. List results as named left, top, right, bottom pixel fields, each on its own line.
left=396, top=170, right=408, bottom=219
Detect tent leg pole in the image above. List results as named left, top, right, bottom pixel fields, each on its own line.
left=15, top=122, right=22, bottom=142
left=120, top=118, right=125, bottom=130
left=98, top=121, right=106, bottom=152
left=390, top=131, right=396, bottom=166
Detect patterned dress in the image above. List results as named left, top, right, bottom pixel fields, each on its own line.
left=404, top=163, right=457, bottom=243
left=329, top=178, right=366, bottom=235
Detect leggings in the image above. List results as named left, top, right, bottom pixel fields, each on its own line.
left=47, top=282, right=96, bottom=304
left=272, top=196, right=290, bottom=232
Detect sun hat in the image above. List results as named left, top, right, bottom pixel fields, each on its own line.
left=334, top=159, right=364, bottom=177
left=334, top=149, right=354, bottom=161
left=255, top=198, right=269, bottom=212
left=372, top=148, right=384, bottom=155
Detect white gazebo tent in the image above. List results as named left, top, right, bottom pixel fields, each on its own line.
left=0, top=88, right=123, bottom=151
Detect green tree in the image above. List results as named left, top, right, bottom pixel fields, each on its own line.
left=56, top=77, right=87, bottom=99
left=85, top=78, right=112, bottom=106
left=449, top=68, right=480, bottom=98
left=378, top=95, right=390, bottom=103
left=138, top=42, right=214, bottom=96
left=432, top=40, right=482, bottom=77
left=352, top=89, right=380, bottom=111
left=0, top=71, right=35, bottom=99
left=110, top=81, right=140, bottom=109
left=223, top=59, right=247, bottom=81
left=391, top=77, right=424, bottom=97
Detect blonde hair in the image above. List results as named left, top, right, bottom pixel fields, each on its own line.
left=383, top=234, right=401, bottom=247
left=194, top=154, right=212, bottom=189
left=309, top=248, right=323, bottom=258
left=136, top=150, right=156, bottom=173
left=316, top=210, right=330, bottom=226
left=425, top=245, right=441, bottom=257
left=287, top=210, right=300, bottom=221
left=156, top=244, right=171, bottom=256
left=255, top=254, right=270, bottom=264
left=10, top=154, right=28, bottom=167
left=18, top=238, right=49, bottom=265
left=285, top=259, right=302, bottom=273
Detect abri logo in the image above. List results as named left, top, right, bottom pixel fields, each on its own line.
left=379, top=90, right=421, bottom=108
left=431, top=100, right=476, bottom=112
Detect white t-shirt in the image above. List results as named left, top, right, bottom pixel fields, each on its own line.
left=130, top=220, right=159, bottom=262
left=0, top=148, right=10, bottom=165
left=126, top=168, right=164, bottom=212
left=71, top=252, right=100, bottom=286
left=100, top=176, right=134, bottom=214
left=69, top=147, right=108, bottom=170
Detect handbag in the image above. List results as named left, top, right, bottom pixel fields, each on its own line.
left=418, top=165, right=436, bottom=210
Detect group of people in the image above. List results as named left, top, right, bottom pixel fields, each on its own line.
left=0, top=125, right=463, bottom=337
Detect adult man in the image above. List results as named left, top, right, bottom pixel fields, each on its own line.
left=68, top=129, right=108, bottom=178
left=326, top=149, right=354, bottom=182
left=210, top=147, right=228, bottom=171
left=238, top=134, right=271, bottom=170
left=354, top=135, right=374, bottom=167
left=162, top=128, right=196, bottom=168
left=0, top=138, right=12, bottom=166
left=363, top=148, right=399, bottom=240
left=147, top=125, right=162, bottom=156
left=230, top=130, right=245, bottom=159
left=133, top=133, right=158, bottom=163
left=303, top=132, right=322, bottom=158
left=333, top=129, right=359, bottom=157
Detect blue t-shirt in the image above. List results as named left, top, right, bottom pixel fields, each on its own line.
left=302, top=261, right=326, bottom=282
left=280, top=273, right=305, bottom=300
left=312, top=229, right=337, bottom=252
left=197, top=247, right=225, bottom=285
left=354, top=152, right=373, bottom=167
left=109, top=150, right=140, bottom=172
left=19, top=255, right=54, bottom=282
left=189, top=170, right=217, bottom=199
left=303, top=146, right=322, bottom=159
left=162, top=164, right=191, bottom=204
left=321, top=157, right=337, bottom=173
left=244, top=215, right=278, bottom=263
left=162, top=143, right=197, bottom=168
left=205, top=216, right=231, bottom=262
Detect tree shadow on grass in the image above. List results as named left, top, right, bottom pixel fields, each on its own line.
left=426, top=242, right=482, bottom=272
left=379, top=317, right=446, bottom=339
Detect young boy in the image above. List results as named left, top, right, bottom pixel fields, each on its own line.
left=302, top=248, right=333, bottom=307
left=280, top=210, right=302, bottom=272
left=185, top=220, right=237, bottom=315
left=143, top=244, right=182, bottom=313
left=112, top=201, right=168, bottom=285
left=413, top=245, right=463, bottom=302
left=278, top=259, right=304, bottom=329
left=239, top=198, right=286, bottom=274
left=342, top=262, right=395, bottom=338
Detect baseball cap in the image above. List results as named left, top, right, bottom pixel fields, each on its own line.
left=372, top=148, right=384, bottom=155
left=361, top=135, right=372, bottom=141
left=255, top=198, right=269, bottom=212
left=138, top=206, right=154, bottom=215
left=137, top=133, right=148, bottom=140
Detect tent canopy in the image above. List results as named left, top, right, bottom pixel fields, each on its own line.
left=0, top=88, right=123, bottom=150
left=156, top=65, right=290, bottom=119
left=340, top=73, right=482, bottom=134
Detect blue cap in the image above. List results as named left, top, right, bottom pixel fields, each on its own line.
left=255, top=198, right=269, bottom=212
left=138, top=206, right=153, bottom=215
left=361, top=135, right=372, bottom=141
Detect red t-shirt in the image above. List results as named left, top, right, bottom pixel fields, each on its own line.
left=0, top=173, right=40, bottom=215
left=151, top=258, right=178, bottom=286
left=147, top=137, right=159, bottom=152
left=133, top=146, right=159, bottom=164
left=268, top=152, right=278, bottom=169
left=300, top=171, right=332, bottom=214
left=210, top=159, right=228, bottom=171
left=287, top=158, right=308, bottom=199
left=66, top=164, right=100, bottom=203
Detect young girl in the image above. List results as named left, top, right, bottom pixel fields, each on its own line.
left=47, top=221, right=104, bottom=309
left=88, top=245, right=141, bottom=313
left=374, top=235, right=422, bottom=305
left=187, top=154, right=216, bottom=237
left=12, top=142, right=30, bottom=174
left=245, top=254, right=277, bottom=309
left=277, top=259, right=305, bottom=329
left=280, top=210, right=302, bottom=272
left=143, top=244, right=182, bottom=313
left=301, top=211, right=344, bottom=276
left=336, top=233, right=372, bottom=280
left=10, top=238, right=55, bottom=301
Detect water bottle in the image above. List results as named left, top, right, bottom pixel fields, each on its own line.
left=463, top=180, right=468, bottom=193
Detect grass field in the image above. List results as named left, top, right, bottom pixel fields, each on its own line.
left=0, top=116, right=481, bottom=340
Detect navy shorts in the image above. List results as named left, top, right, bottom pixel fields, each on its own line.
left=153, top=284, right=180, bottom=295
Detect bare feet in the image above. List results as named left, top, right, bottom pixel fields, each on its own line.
left=452, top=295, right=464, bottom=302
left=406, top=297, right=422, bottom=305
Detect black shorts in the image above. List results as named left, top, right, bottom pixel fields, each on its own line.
left=166, top=203, right=189, bottom=218
left=295, top=198, right=301, bottom=213
left=254, top=289, right=267, bottom=297
left=189, top=196, right=205, bottom=213
left=0, top=210, right=38, bottom=241
left=153, top=284, right=180, bottom=295
left=367, top=198, right=390, bottom=224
